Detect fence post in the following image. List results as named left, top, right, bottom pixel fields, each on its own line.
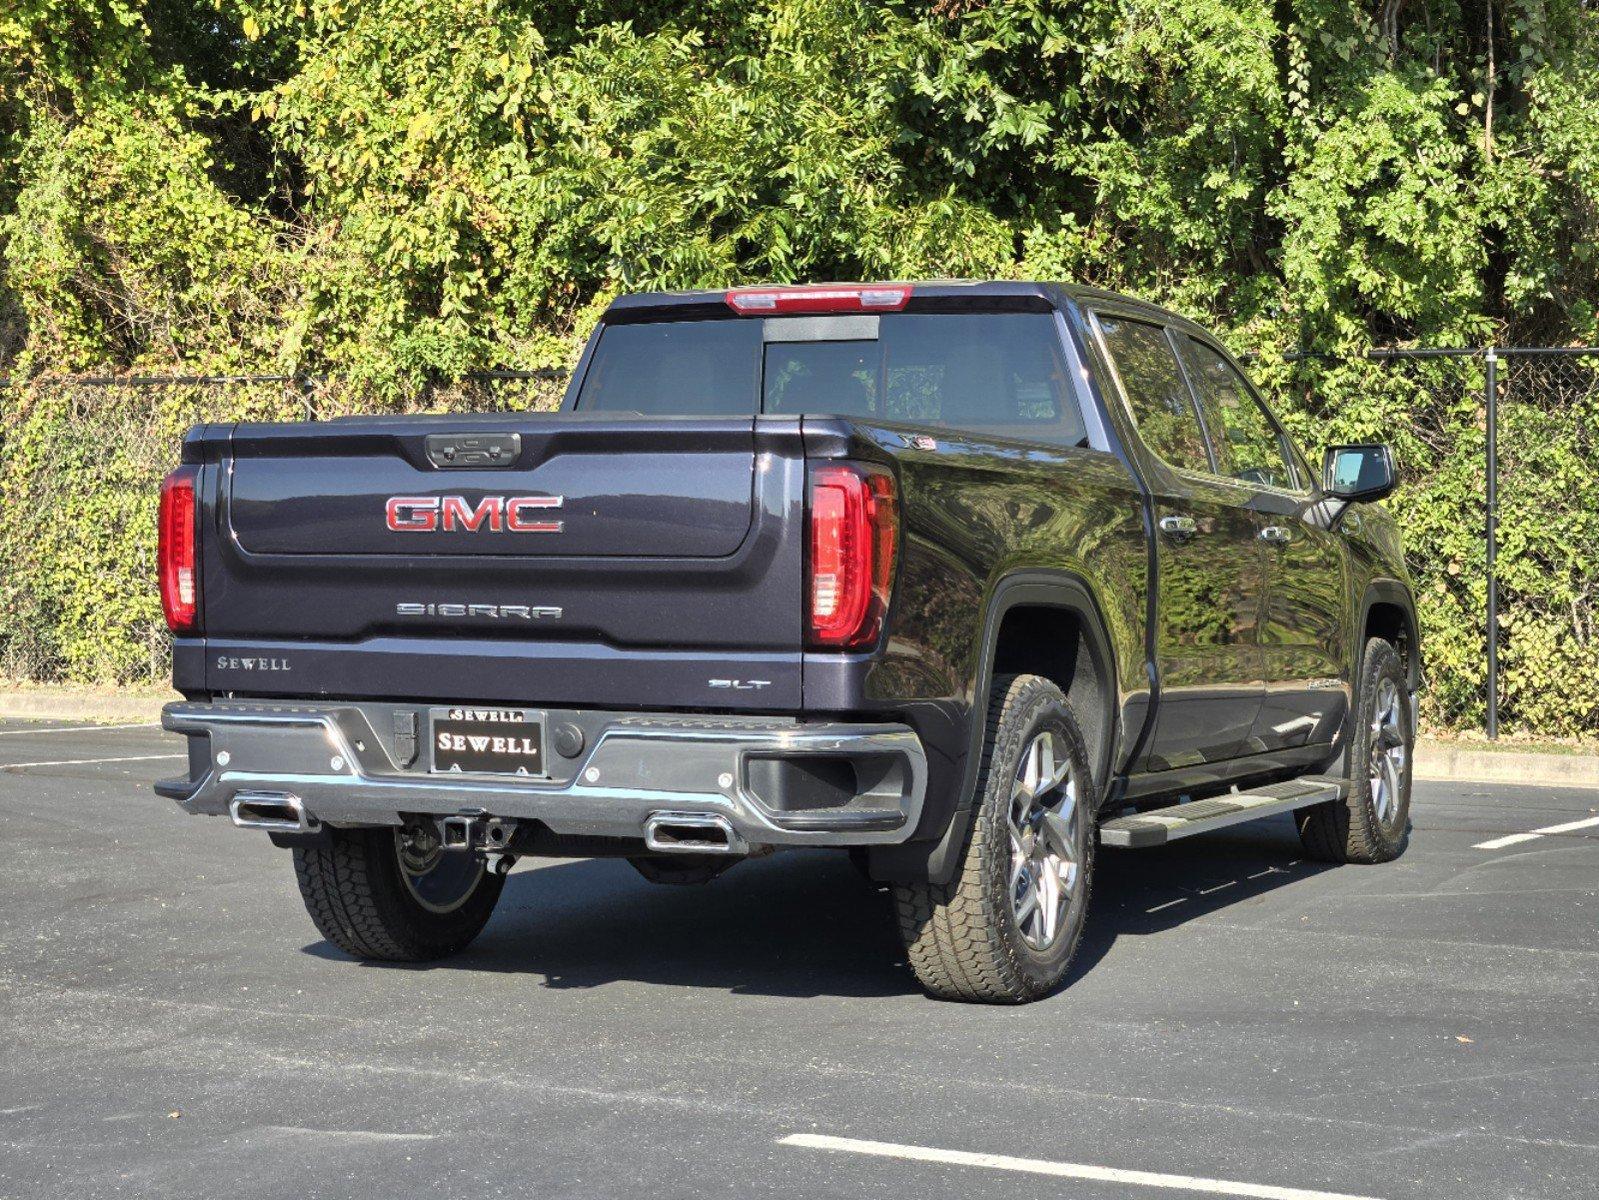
left=1485, top=347, right=1499, bottom=740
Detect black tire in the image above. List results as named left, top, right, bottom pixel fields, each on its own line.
left=892, top=675, right=1096, bottom=1004
left=1298, top=638, right=1413, bottom=864
left=293, top=826, right=505, bottom=961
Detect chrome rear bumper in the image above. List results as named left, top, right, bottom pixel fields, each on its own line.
left=158, top=701, right=926, bottom=849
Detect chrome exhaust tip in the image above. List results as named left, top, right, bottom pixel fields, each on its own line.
left=229, top=791, right=315, bottom=833
left=642, top=811, right=748, bottom=856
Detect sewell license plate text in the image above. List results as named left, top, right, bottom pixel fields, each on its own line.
left=431, top=708, right=544, bottom=776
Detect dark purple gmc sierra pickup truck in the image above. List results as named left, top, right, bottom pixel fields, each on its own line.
left=156, top=281, right=1419, bottom=1003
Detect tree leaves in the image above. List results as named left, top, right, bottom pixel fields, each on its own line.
left=5, top=0, right=1598, bottom=381
left=5, top=0, right=1599, bottom=719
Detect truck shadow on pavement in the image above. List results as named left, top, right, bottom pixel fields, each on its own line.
left=304, top=813, right=1337, bottom=998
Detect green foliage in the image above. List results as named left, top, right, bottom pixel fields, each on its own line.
left=1492, top=364, right=1599, bottom=733
left=7, top=0, right=1598, bottom=370
left=5, top=98, right=288, bottom=371
left=0, top=374, right=556, bottom=684
left=1273, top=71, right=1488, bottom=346
left=2, top=386, right=188, bottom=681
left=3, top=0, right=1599, bottom=737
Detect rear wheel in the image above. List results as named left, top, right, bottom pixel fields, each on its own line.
left=893, top=675, right=1095, bottom=1004
left=1298, top=638, right=1413, bottom=863
left=293, top=824, right=505, bottom=961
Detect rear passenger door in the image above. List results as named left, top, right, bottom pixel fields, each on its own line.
left=1174, top=336, right=1349, bottom=751
left=1093, top=314, right=1265, bottom=770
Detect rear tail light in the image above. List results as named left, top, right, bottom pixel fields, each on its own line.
left=159, top=466, right=200, bottom=633
left=807, top=463, right=899, bottom=648
left=726, top=284, right=911, bottom=315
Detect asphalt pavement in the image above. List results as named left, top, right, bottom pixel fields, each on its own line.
left=0, top=717, right=1594, bottom=1200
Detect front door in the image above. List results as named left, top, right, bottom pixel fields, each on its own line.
left=1092, top=314, right=1265, bottom=770
left=1251, top=493, right=1349, bottom=750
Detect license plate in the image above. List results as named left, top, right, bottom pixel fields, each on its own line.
left=430, top=707, right=545, bottom=776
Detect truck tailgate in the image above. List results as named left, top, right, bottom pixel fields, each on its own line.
left=229, top=419, right=755, bottom=558
left=196, top=414, right=807, bottom=708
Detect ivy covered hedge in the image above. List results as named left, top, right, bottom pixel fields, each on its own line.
left=3, top=2, right=1598, bottom=735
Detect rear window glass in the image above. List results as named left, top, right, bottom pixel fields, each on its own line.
left=573, top=320, right=762, bottom=416
left=575, top=313, right=1086, bottom=447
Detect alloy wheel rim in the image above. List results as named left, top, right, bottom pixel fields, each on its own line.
left=1368, top=677, right=1407, bottom=826
left=395, top=826, right=484, bottom=914
left=1008, top=730, right=1079, bottom=951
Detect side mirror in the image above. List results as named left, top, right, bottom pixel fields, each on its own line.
left=1322, top=444, right=1395, bottom=502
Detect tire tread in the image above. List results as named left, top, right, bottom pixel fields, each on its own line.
left=1298, top=638, right=1412, bottom=865
left=893, top=674, right=1094, bottom=1004
left=292, top=827, right=501, bottom=962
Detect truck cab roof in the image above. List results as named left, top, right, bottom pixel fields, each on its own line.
left=601, top=280, right=1197, bottom=327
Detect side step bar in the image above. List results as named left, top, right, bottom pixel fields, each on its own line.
left=1099, top=777, right=1348, bottom=849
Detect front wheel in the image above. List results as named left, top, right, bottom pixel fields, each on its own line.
left=893, top=675, right=1095, bottom=1004
left=1298, top=637, right=1413, bottom=864
left=293, top=824, right=505, bottom=961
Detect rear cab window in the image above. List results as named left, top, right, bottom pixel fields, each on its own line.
left=570, top=320, right=761, bottom=416
left=575, top=311, right=1088, bottom=448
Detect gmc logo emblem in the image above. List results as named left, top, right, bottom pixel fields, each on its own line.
left=385, top=495, right=564, bottom=534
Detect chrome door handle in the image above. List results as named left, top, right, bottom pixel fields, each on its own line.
left=1259, top=525, right=1293, bottom=544
left=1159, top=515, right=1198, bottom=539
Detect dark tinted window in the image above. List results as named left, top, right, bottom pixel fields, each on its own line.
left=1096, top=316, right=1210, bottom=473
left=574, top=320, right=761, bottom=415
left=764, top=338, right=878, bottom=417
left=1177, top=337, right=1298, bottom=490
left=763, top=313, right=1085, bottom=446
left=577, top=312, right=1087, bottom=447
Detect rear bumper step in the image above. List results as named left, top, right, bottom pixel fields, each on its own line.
left=1099, top=777, right=1348, bottom=849
left=158, top=700, right=926, bottom=850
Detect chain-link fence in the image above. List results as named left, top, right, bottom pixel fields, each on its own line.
left=0, top=371, right=566, bottom=684
left=1258, top=346, right=1599, bottom=741
left=3, top=351, right=1597, bottom=743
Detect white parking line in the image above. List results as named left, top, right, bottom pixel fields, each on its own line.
left=260, top=1125, right=436, bottom=1143
left=1474, top=814, right=1599, bottom=850
left=778, top=1134, right=1384, bottom=1200
left=0, top=722, right=160, bottom=737
left=0, top=754, right=183, bottom=771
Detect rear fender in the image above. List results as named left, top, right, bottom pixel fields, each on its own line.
left=869, top=571, right=1121, bottom=885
